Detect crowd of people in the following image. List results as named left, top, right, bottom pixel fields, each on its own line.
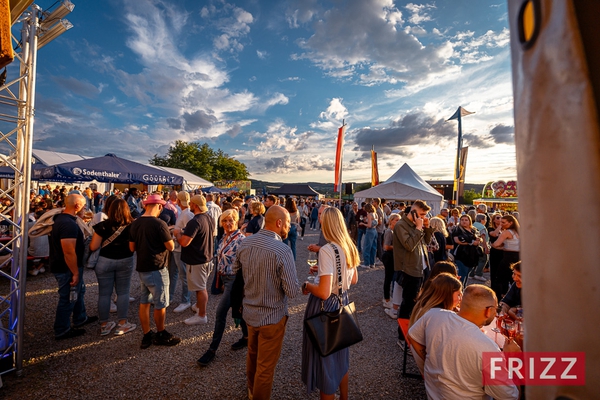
left=19, top=183, right=525, bottom=399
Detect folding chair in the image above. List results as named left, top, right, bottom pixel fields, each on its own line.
left=397, top=318, right=423, bottom=380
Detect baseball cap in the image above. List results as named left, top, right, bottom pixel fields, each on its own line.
left=244, top=195, right=255, bottom=201
left=143, top=194, right=166, bottom=206
left=177, top=191, right=190, bottom=208
left=190, top=195, right=208, bottom=212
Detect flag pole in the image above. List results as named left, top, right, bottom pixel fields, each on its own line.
left=454, top=113, right=462, bottom=205
left=339, top=119, right=345, bottom=209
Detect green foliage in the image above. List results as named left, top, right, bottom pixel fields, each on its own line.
left=354, top=182, right=371, bottom=192
left=150, top=141, right=249, bottom=182
left=462, top=189, right=479, bottom=205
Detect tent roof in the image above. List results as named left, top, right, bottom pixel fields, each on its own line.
left=33, top=154, right=183, bottom=185
left=149, top=165, right=213, bottom=188
left=354, top=163, right=443, bottom=202
left=32, top=149, right=89, bottom=166
left=270, top=184, right=321, bottom=196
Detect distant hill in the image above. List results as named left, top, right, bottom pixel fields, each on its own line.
left=250, top=179, right=365, bottom=197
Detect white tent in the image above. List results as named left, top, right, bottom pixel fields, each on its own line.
left=354, top=163, right=444, bottom=216
left=149, top=165, right=213, bottom=191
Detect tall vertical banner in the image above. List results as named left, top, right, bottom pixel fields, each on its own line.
left=458, top=146, right=468, bottom=200
left=334, top=124, right=345, bottom=193
left=371, top=146, right=379, bottom=187
left=448, top=106, right=474, bottom=204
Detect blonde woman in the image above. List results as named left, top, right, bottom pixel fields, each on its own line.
left=429, top=217, right=453, bottom=263
left=301, top=207, right=359, bottom=400
left=451, top=215, right=481, bottom=286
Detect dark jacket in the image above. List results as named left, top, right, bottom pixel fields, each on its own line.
left=392, top=213, right=434, bottom=277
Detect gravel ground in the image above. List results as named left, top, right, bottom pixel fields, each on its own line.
left=0, top=228, right=434, bottom=399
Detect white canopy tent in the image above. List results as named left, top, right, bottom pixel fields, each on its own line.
left=148, top=165, right=213, bottom=191
left=354, top=163, right=444, bottom=216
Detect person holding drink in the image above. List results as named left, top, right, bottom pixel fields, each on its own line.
left=301, top=207, right=359, bottom=400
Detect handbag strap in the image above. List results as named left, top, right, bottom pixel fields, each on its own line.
left=331, top=243, right=343, bottom=297
left=101, top=225, right=126, bottom=249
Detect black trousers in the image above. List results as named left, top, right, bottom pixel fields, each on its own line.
left=398, top=272, right=423, bottom=319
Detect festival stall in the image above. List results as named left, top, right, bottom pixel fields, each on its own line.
left=473, top=179, right=518, bottom=211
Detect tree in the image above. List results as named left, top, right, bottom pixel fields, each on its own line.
left=150, top=141, right=249, bottom=182
left=462, top=189, right=479, bottom=205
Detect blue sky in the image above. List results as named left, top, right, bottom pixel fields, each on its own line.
left=12, top=0, right=516, bottom=183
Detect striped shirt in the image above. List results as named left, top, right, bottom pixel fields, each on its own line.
left=233, top=229, right=300, bottom=327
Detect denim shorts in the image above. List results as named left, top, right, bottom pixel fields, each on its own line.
left=139, top=268, right=169, bottom=309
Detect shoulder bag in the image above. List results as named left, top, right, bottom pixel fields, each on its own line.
left=304, top=244, right=363, bottom=357
left=86, top=225, right=126, bottom=269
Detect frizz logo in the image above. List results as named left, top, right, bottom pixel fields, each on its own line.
left=482, top=352, right=585, bottom=386
left=72, top=167, right=82, bottom=175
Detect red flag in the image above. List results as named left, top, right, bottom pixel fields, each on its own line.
left=334, top=125, right=345, bottom=192
left=371, top=148, right=379, bottom=186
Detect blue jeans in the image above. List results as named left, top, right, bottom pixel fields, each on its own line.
left=357, top=229, right=366, bottom=254
left=53, top=267, right=88, bottom=337
left=209, top=275, right=248, bottom=351
left=363, top=228, right=377, bottom=266
left=169, top=251, right=191, bottom=303
left=95, top=256, right=134, bottom=322
left=283, top=225, right=298, bottom=260
left=471, top=254, right=489, bottom=277
left=139, top=268, right=170, bottom=309
left=455, top=260, right=470, bottom=287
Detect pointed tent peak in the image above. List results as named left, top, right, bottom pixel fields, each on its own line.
left=385, top=164, right=442, bottom=197
left=447, top=106, right=475, bottom=121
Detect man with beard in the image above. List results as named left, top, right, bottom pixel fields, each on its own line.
left=408, top=285, right=520, bottom=400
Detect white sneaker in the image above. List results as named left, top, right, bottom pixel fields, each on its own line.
left=473, top=276, right=487, bottom=282
left=359, top=264, right=369, bottom=269
left=382, top=299, right=393, bottom=309
left=384, top=308, right=397, bottom=319
left=375, top=259, right=383, bottom=266
left=110, top=301, right=117, bottom=313
left=184, top=314, right=208, bottom=325
left=174, top=303, right=191, bottom=313
left=191, top=303, right=199, bottom=313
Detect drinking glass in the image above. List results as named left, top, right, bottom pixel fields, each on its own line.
left=492, top=307, right=504, bottom=333
left=307, top=252, right=317, bottom=282
left=502, top=320, right=517, bottom=340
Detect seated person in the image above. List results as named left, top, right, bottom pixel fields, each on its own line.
left=500, top=261, right=522, bottom=320
left=408, top=284, right=520, bottom=400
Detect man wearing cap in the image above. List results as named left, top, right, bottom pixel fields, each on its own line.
left=129, top=194, right=180, bottom=348
left=169, top=191, right=194, bottom=313
left=173, top=195, right=215, bottom=325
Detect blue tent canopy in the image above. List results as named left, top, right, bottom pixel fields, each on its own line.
left=32, top=154, right=183, bottom=185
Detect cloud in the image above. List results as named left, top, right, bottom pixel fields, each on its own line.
left=489, top=123, right=514, bottom=144
left=255, top=93, right=289, bottom=112
left=263, top=155, right=335, bottom=173
left=182, top=110, right=218, bottom=132
left=256, top=50, right=268, bottom=59
left=252, top=120, right=315, bottom=154
left=224, top=123, right=242, bottom=137
left=52, top=77, right=102, bottom=98
left=311, top=98, right=348, bottom=130
left=285, top=0, right=320, bottom=28
left=166, top=118, right=181, bottom=129
left=353, top=111, right=455, bottom=152
left=210, top=5, right=254, bottom=53
left=463, top=133, right=494, bottom=149
left=405, top=3, right=435, bottom=25
left=292, top=0, right=455, bottom=86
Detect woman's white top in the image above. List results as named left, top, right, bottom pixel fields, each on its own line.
left=503, top=229, right=520, bottom=252
left=315, top=242, right=355, bottom=292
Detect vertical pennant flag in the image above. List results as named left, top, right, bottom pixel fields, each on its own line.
left=334, top=124, right=345, bottom=193
left=447, top=106, right=474, bottom=204
left=458, top=146, right=468, bottom=200
left=371, top=146, right=379, bottom=187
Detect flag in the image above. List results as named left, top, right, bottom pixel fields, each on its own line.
left=447, top=106, right=475, bottom=121
left=458, top=146, right=468, bottom=199
left=334, top=125, right=345, bottom=192
left=371, top=147, right=379, bottom=187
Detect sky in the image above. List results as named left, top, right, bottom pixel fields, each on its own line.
left=8, top=0, right=517, bottom=184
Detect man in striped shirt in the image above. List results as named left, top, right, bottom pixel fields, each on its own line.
left=234, top=205, right=300, bottom=400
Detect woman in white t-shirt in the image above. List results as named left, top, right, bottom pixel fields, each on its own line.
left=301, top=207, right=360, bottom=400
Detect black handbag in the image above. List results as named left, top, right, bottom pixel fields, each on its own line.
left=304, top=244, right=363, bottom=357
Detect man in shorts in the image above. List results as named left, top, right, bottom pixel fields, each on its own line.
left=173, top=195, right=215, bottom=325
left=129, top=194, right=180, bottom=349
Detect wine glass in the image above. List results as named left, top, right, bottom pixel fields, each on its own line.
left=491, top=306, right=504, bottom=333
left=502, top=320, right=517, bottom=340
left=307, top=252, right=317, bottom=282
